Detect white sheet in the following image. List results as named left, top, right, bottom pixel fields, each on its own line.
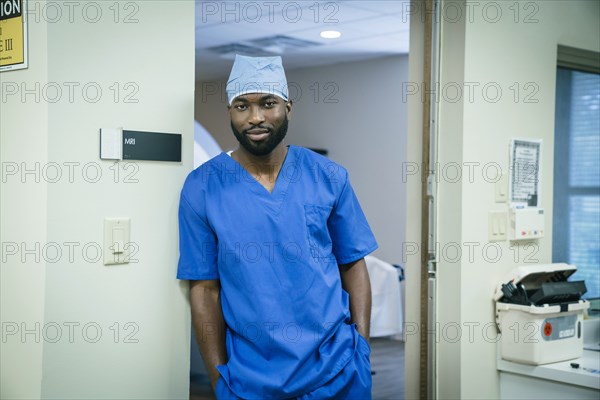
left=365, top=255, right=404, bottom=337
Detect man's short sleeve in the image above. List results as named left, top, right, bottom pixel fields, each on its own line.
left=327, top=174, right=378, bottom=265
left=176, top=193, right=219, bottom=280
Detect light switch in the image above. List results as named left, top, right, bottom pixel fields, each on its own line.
left=104, top=218, right=130, bottom=265
left=112, top=228, right=125, bottom=254
left=488, top=211, right=507, bottom=242
left=495, top=174, right=508, bottom=203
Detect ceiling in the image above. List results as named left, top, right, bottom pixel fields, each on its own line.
left=195, top=0, right=410, bottom=80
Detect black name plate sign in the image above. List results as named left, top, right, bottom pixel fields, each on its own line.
left=122, top=130, right=181, bottom=162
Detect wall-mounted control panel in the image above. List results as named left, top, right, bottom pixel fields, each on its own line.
left=509, top=208, right=545, bottom=240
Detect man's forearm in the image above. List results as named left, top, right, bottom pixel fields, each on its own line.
left=190, top=280, right=228, bottom=390
left=339, top=258, right=372, bottom=341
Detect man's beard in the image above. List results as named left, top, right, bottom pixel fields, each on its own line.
left=231, top=115, right=288, bottom=156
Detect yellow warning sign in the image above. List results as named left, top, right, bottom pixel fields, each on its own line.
left=0, top=0, right=27, bottom=71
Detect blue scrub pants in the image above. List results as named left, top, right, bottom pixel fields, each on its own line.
left=215, top=336, right=372, bottom=400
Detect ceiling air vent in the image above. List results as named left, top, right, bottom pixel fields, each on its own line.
left=250, top=35, right=321, bottom=54
left=207, top=35, right=321, bottom=58
left=207, top=43, right=273, bottom=58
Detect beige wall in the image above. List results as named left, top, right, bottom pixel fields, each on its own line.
left=1, top=1, right=194, bottom=398
left=195, top=78, right=235, bottom=150
left=432, top=1, right=600, bottom=399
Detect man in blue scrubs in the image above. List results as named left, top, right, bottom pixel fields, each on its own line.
left=178, top=55, right=378, bottom=399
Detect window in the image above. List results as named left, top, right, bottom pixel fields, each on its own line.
left=553, top=47, right=600, bottom=300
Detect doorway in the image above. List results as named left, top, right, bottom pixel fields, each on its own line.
left=191, top=2, right=413, bottom=398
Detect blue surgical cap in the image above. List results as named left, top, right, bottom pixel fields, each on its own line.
left=226, top=55, right=289, bottom=105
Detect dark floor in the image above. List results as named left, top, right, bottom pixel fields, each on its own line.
left=190, top=337, right=405, bottom=400
left=370, top=337, right=405, bottom=400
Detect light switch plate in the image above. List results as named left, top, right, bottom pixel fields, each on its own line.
left=495, top=174, right=508, bottom=203
left=104, top=217, right=130, bottom=265
left=488, top=211, right=507, bottom=242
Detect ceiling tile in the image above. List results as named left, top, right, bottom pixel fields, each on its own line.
left=342, top=0, right=413, bottom=16
left=194, top=0, right=410, bottom=81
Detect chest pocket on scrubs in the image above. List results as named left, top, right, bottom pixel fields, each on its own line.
left=304, top=205, right=336, bottom=263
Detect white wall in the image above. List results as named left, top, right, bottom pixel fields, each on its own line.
left=196, top=56, right=409, bottom=266
left=1, top=1, right=194, bottom=398
left=0, top=9, right=48, bottom=399
left=432, top=1, right=600, bottom=399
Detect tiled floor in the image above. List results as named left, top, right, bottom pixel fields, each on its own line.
left=190, top=337, right=405, bottom=400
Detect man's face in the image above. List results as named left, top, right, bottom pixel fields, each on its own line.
left=229, top=94, right=292, bottom=156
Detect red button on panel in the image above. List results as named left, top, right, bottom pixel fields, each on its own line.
left=544, top=322, right=552, bottom=337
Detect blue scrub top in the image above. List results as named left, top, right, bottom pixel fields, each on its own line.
left=177, top=145, right=378, bottom=399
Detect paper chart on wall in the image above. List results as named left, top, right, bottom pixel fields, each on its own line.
left=509, top=139, right=542, bottom=208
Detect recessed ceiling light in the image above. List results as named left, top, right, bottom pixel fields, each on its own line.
left=320, top=30, right=341, bottom=39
